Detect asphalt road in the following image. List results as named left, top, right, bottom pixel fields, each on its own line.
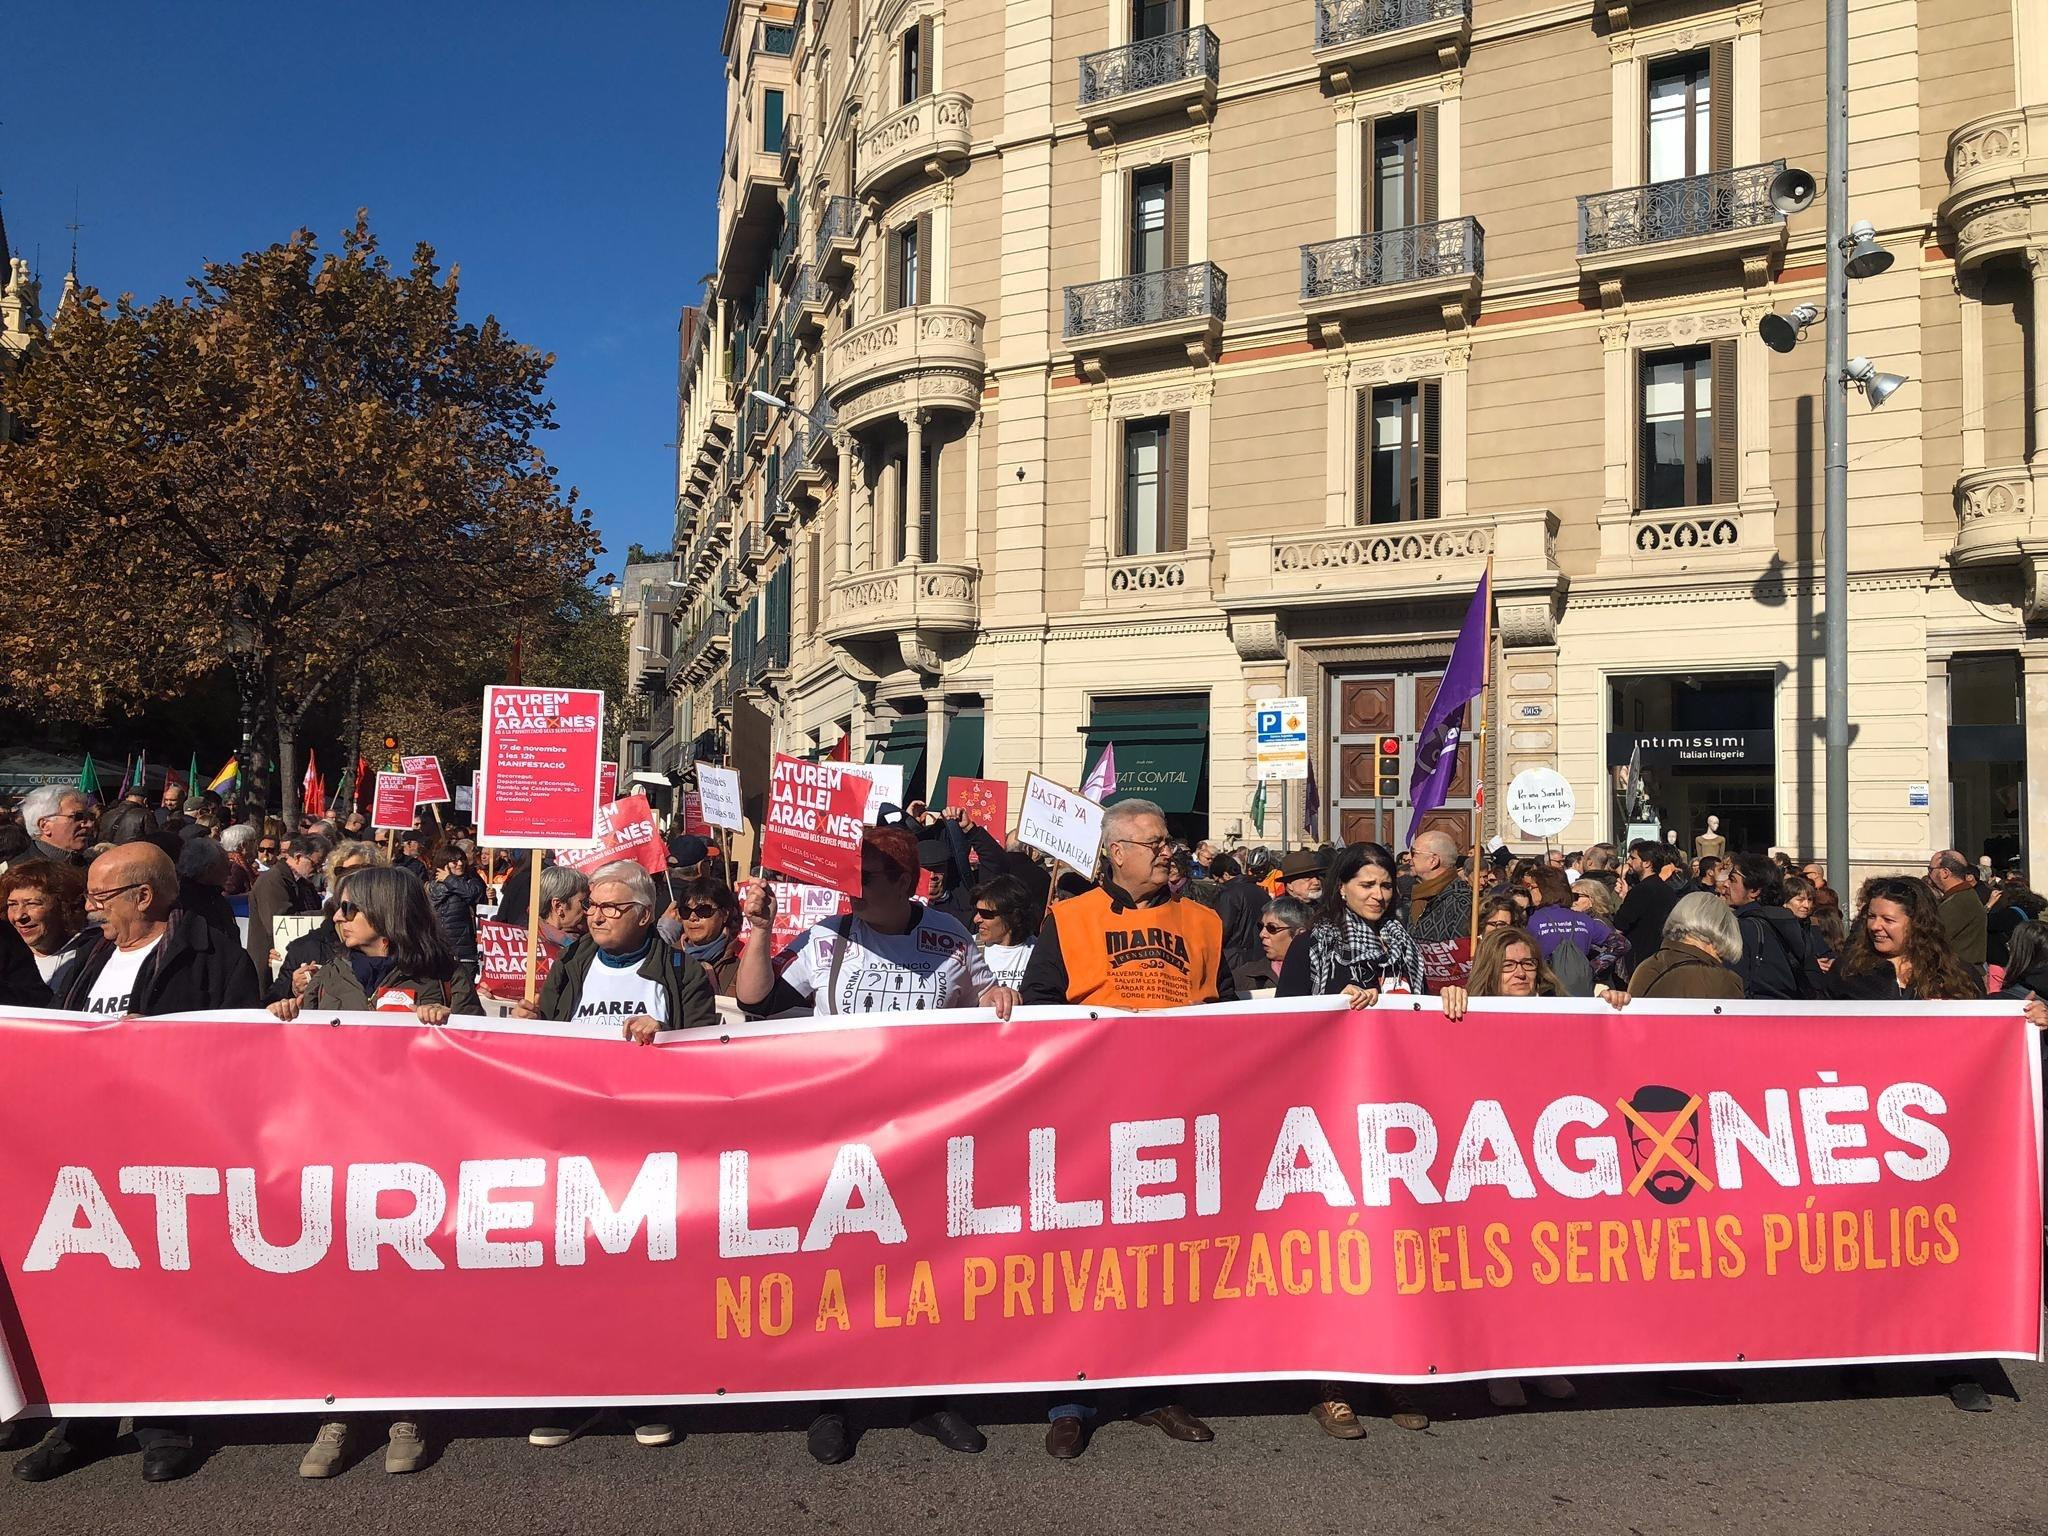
left=2, top=1360, right=2042, bottom=1536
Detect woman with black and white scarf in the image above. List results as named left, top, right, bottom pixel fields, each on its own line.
left=1275, top=843, right=1425, bottom=1005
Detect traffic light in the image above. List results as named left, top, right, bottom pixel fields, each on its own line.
left=1375, top=735, right=1401, bottom=797
left=383, top=734, right=400, bottom=752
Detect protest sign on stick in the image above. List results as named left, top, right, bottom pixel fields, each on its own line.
left=475, top=688, right=606, bottom=850
left=371, top=772, right=418, bottom=833
left=400, top=755, right=451, bottom=806
left=943, top=776, right=1010, bottom=836
left=476, top=919, right=553, bottom=1000
left=696, top=764, right=743, bottom=831
left=599, top=761, right=620, bottom=803
left=835, top=761, right=903, bottom=824
left=759, top=755, right=867, bottom=895
left=554, top=794, right=666, bottom=877
left=1017, top=773, right=1105, bottom=878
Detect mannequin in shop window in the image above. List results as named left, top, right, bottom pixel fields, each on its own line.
left=1695, top=814, right=1727, bottom=861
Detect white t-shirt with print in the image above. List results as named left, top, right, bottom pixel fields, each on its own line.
left=568, top=949, right=670, bottom=1035
left=85, top=937, right=162, bottom=1017
left=777, top=911, right=993, bottom=1016
left=981, top=940, right=1035, bottom=991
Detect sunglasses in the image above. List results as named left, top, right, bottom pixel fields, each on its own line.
left=1259, top=921, right=1291, bottom=935
left=258, top=844, right=279, bottom=854
left=972, top=907, right=1000, bottom=922
left=334, top=901, right=361, bottom=921
left=679, top=902, right=725, bottom=919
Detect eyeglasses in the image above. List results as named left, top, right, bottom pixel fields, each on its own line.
left=84, top=882, right=145, bottom=908
left=679, top=903, right=726, bottom=919
left=587, top=899, right=647, bottom=920
left=1114, top=837, right=1172, bottom=854
left=1258, top=921, right=1292, bottom=935
left=972, top=907, right=1000, bottom=922
left=1500, top=958, right=1540, bottom=974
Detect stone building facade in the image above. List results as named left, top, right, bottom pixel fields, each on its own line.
left=669, top=0, right=2048, bottom=879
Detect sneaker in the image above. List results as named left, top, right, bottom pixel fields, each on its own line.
left=384, top=1421, right=426, bottom=1475
left=1533, top=1375, right=1577, bottom=1403
left=298, top=1420, right=349, bottom=1479
left=528, top=1411, right=601, bottom=1448
left=631, top=1418, right=677, bottom=1447
left=1379, top=1384, right=1430, bottom=1431
left=1486, top=1378, right=1528, bottom=1410
left=1310, top=1400, right=1367, bottom=1440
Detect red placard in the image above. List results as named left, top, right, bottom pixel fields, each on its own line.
left=600, top=761, right=619, bottom=803
left=400, top=755, right=451, bottom=805
left=944, top=776, right=1010, bottom=837
left=0, top=1000, right=2036, bottom=1414
left=759, top=754, right=867, bottom=895
left=370, top=771, right=418, bottom=832
left=676, top=791, right=711, bottom=839
left=554, top=794, right=666, bottom=878
left=474, top=919, right=552, bottom=1000
left=477, top=686, right=606, bottom=849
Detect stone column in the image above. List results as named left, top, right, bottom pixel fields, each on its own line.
left=925, top=691, right=955, bottom=810
left=962, top=410, right=982, bottom=564
left=902, top=409, right=926, bottom=563
left=1323, top=361, right=1350, bottom=527
left=2029, top=249, right=2048, bottom=463
left=877, top=452, right=900, bottom=567
left=1960, top=272, right=1985, bottom=470
left=834, top=430, right=855, bottom=576
left=1926, top=654, right=1952, bottom=856
left=1600, top=322, right=1632, bottom=520
left=2024, top=647, right=2048, bottom=873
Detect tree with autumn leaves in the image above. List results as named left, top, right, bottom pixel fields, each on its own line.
left=0, top=215, right=605, bottom=820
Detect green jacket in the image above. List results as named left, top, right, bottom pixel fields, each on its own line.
left=537, top=936, right=719, bottom=1032
left=301, top=955, right=483, bottom=1016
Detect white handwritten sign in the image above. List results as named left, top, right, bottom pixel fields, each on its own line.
left=1017, top=773, right=1105, bottom=878
left=1506, top=768, right=1576, bottom=839
left=695, top=763, right=743, bottom=831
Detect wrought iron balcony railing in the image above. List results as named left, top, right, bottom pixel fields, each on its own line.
left=806, top=397, right=837, bottom=460
left=1314, top=0, right=1468, bottom=48
left=1078, top=26, right=1219, bottom=107
left=756, top=21, right=794, bottom=56
left=1301, top=216, right=1482, bottom=297
left=815, top=196, right=855, bottom=261
left=1578, top=160, right=1787, bottom=255
left=1064, top=262, right=1227, bottom=339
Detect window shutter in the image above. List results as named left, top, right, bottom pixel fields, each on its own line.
left=920, top=440, right=938, bottom=559
left=885, top=227, right=903, bottom=310
left=1634, top=352, right=1650, bottom=510
left=1418, top=106, right=1439, bottom=225
left=917, top=16, right=934, bottom=95
left=1169, top=158, right=1191, bottom=268
left=1360, top=119, right=1377, bottom=233
left=915, top=212, right=934, bottom=303
left=1421, top=379, right=1442, bottom=520
left=1709, top=43, right=1734, bottom=173
left=1167, top=409, right=1191, bottom=551
left=1354, top=389, right=1372, bottom=525
left=1710, top=338, right=1738, bottom=505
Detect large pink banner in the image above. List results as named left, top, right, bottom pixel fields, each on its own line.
left=0, top=999, right=2037, bottom=1416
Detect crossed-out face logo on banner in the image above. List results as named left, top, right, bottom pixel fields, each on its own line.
left=0, top=1000, right=2035, bottom=1415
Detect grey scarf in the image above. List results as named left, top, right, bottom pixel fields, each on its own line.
left=1308, top=910, right=1422, bottom=997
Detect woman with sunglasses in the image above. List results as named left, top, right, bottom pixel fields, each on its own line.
left=265, top=843, right=388, bottom=1005
left=1235, top=894, right=1311, bottom=996
left=660, top=876, right=744, bottom=996
left=267, top=866, right=480, bottom=1026
left=735, top=824, right=1003, bottom=1466
left=966, top=874, right=1038, bottom=989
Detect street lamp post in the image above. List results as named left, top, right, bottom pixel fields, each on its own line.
left=1822, top=0, right=1850, bottom=891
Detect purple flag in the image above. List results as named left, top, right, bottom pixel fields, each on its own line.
left=1406, top=569, right=1490, bottom=846
left=1304, top=756, right=1319, bottom=840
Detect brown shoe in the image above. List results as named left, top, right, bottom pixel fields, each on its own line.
left=1133, top=1404, right=1213, bottom=1443
left=1380, top=1384, right=1430, bottom=1432
left=1045, top=1417, right=1088, bottom=1459
left=1310, top=1401, right=1366, bottom=1440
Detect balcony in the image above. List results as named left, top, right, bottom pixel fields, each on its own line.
left=770, top=213, right=798, bottom=284
left=772, top=311, right=798, bottom=393
left=1942, top=107, right=2048, bottom=272
left=1299, top=217, right=1483, bottom=342
left=677, top=616, right=730, bottom=687
left=825, top=304, right=987, bottom=429
left=815, top=196, right=858, bottom=284
left=778, top=112, right=801, bottom=186
left=1595, top=501, right=1778, bottom=579
left=824, top=562, right=981, bottom=657
left=717, top=139, right=787, bottom=300
left=1064, top=263, right=1227, bottom=379
left=1082, top=544, right=1217, bottom=609
left=690, top=506, right=732, bottom=577
left=1313, top=0, right=1471, bottom=88
left=755, top=20, right=794, bottom=57
left=1576, top=162, right=1788, bottom=297
left=1223, top=507, right=1565, bottom=643
left=795, top=399, right=836, bottom=498
left=720, top=555, right=745, bottom=602
left=855, top=92, right=972, bottom=204
left=1953, top=464, right=2048, bottom=619
left=1077, top=26, right=1219, bottom=146
left=790, top=264, right=826, bottom=342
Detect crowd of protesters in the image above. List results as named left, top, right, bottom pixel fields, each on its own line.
left=0, top=769, right=2042, bottom=1481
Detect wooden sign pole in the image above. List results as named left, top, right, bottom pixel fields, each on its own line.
left=524, top=850, right=544, bottom=1004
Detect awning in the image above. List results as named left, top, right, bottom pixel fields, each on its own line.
left=928, top=711, right=985, bottom=810
left=866, top=717, right=928, bottom=803
left=1080, top=698, right=1210, bottom=815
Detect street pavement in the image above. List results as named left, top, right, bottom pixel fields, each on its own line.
left=1, top=1359, right=2043, bottom=1535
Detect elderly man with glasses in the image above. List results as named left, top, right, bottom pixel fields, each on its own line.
left=13, top=784, right=95, bottom=869
left=513, top=860, right=717, bottom=1041
left=247, top=834, right=329, bottom=987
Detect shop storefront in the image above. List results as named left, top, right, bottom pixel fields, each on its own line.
left=1080, top=694, right=1211, bottom=841
left=1606, top=672, right=1775, bottom=856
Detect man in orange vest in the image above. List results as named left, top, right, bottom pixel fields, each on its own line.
left=1019, top=796, right=1229, bottom=1456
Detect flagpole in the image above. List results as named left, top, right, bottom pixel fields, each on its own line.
left=1468, top=557, right=1495, bottom=952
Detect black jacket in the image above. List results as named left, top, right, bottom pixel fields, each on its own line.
left=428, top=872, right=488, bottom=961
left=0, top=922, right=53, bottom=1009
left=298, top=953, right=482, bottom=1016
left=536, top=935, right=719, bottom=1032
left=1730, top=902, right=1813, bottom=1000
left=265, top=917, right=346, bottom=1003
left=1213, top=877, right=1268, bottom=974
left=57, top=912, right=263, bottom=1015
left=1616, top=875, right=1682, bottom=961
left=495, top=857, right=535, bottom=923
left=175, top=876, right=240, bottom=944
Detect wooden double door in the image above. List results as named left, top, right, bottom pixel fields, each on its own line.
left=1328, top=670, right=1475, bottom=853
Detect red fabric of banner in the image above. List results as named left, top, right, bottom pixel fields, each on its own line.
left=0, top=1000, right=2037, bottom=1416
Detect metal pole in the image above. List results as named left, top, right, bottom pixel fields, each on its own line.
left=1823, top=0, right=1851, bottom=890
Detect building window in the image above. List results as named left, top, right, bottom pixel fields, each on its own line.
left=918, top=441, right=937, bottom=561
left=1646, top=54, right=1708, bottom=183
left=762, top=89, right=786, bottom=156
left=1370, top=115, right=1419, bottom=232
left=886, top=217, right=929, bottom=310
left=1123, top=418, right=1168, bottom=555
left=1132, top=0, right=1184, bottom=41
left=1130, top=169, right=1170, bottom=276
left=900, top=22, right=927, bottom=104
left=1357, top=382, right=1439, bottom=525
left=1638, top=347, right=1714, bottom=509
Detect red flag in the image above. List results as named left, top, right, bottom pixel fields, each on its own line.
left=828, top=736, right=850, bottom=763
left=302, top=751, right=324, bottom=817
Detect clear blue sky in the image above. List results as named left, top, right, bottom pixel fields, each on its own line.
left=1, top=0, right=725, bottom=574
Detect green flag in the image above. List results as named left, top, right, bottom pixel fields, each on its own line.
left=1249, top=780, right=1267, bottom=836
left=187, top=751, right=201, bottom=799
left=77, top=754, right=103, bottom=800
